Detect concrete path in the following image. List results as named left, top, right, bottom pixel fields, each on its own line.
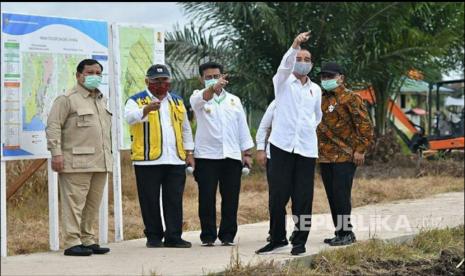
left=2, top=192, right=464, bottom=276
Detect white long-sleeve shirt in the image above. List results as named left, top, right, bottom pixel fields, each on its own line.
left=190, top=89, right=254, bottom=161
left=268, top=46, right=323, bottom=158
left=124, top=89, right=194, bottom=165
left=255, top=100, right=276, bottom=159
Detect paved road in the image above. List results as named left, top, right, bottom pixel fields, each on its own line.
left=2, top=192, right=464, bottom=276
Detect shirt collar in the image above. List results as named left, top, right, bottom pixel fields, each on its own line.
left=77, top=83, right=103, bottom=98
left=334, top=85, right=346, bottom=95
left=213, top=89, right=227, bottom=99
left=290, top=74, right=312, bottom=87
left=323, top=85, right=347, bottom=97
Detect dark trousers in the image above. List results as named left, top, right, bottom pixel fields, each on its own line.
left=268, top=144, right=316, bottom=246
left=134, top=165, right=186, bottom=243
left=266, top=158, right=272, bottom=236
left=193, top=158, right=242, bottom=243
left=319, top=162, right=357, bottom=236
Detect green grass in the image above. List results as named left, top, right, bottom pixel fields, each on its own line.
left=214, top=225, right=465, bottom=275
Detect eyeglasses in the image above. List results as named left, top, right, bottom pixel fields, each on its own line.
left=204, top=74, right=222, bottom=80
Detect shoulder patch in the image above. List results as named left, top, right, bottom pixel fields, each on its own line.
left=129, top=90, right=149, bottom=101
left=169, top=92, right=184, bottom=106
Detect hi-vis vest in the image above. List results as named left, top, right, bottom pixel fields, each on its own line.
left=129, top=91, right=187, bottom=161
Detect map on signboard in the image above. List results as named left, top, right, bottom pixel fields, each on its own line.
left=114, top=24, right=164, bottom=149
left=22, top=53, right=86, bottom=132
left=1, top=13, right=109, bottom=160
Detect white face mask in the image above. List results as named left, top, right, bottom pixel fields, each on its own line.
left=204, top=78, right=218, bottom=88
left=294, top=62, right=313, bottom=76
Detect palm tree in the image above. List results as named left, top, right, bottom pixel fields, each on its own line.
left=166, top=2, right=464, bottom=134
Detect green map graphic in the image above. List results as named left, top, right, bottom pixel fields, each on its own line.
left=22, top=52, right=86, bottom=131
left=118, top=26, right=155, bottom=149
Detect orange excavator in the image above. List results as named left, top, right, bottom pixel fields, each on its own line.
left=354, top=79, right=464, bottom=153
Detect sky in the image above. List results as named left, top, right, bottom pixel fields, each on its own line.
left=1, top=2, right=463, bottom=80
left=1, top=2, right=190, bottom=32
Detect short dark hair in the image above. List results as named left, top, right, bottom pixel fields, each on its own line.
left=198, top=61, right=223, bottom=76
left=76, top=59, right=103, bottom=73
left=299, top=47, right=312, bottom=57
left=299, top=46, right=311, bottom=52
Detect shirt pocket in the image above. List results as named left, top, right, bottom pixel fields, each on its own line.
left=76, top=108, right=95, bottom=127
left=203, top=103, right=215, bottom=117
left=302, top=93, right=317, bottom=118
left=303, top=90, right=316, bottom=103
left=174, top=104, right=186, bottom=123
left=72, top=146, right=95, bottom=168
left=223, top=103, right=240, bottom=122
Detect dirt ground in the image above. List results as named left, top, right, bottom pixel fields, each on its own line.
left=358, top=151, right=464, bottom=179
left=347, top=249, right=464, bottom=276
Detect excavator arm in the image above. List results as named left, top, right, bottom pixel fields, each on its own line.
left=353, top=87, right=464, bottom=152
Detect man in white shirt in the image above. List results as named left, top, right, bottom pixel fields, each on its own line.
left=190, top=61, right=254, bottom=246
left=255, top=100, right=275, bottom=243
left=256, top=32, right=322, bottom=256
left=124, top=64, right=195, bottom=248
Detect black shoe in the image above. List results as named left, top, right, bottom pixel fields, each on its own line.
left=291, top=244, right=306, bottom=255
left=201, top=241, right=215, bottom=247
left=82, top=244, right=110, bottom=254
left=324, top=231, right=339, bottom=244
left=266, top=235, right=271, bottom=242
left=146, top=240, right=164, bottom=248
left=329, top=232, right=356, bottom=246
left=255, top=240, right=289, bottom=255
left=221, top=241, right=235, bottom=246
left=64, top=244, right=92, bottom=256
left=164, top=239, right=192, bottom=248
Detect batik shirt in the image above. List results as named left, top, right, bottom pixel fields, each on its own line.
left=317, top=86, right=374, bottom=163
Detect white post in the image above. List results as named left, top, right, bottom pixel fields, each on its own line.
left=109, top=24, right=123, bottom=242
left=98, top=177, right=108, bottom=244
left=1, top=161, right=7, bottom=257
left=47, top=159, right=59, bottom=251
left=112, top=150, right=123, bottom=242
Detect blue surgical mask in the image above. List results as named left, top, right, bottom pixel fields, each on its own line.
left=83, top=75, right=102, bottom=90
left=321, top=79, right=339, bottom=91
left=294, top=62, right=313, bottom=76
left=204, top=78, right=218, bottom=89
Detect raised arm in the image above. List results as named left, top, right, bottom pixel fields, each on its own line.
left=272, top=32, right=311, bottom=94
left=202, top=74, right=229, bottom=101
left=189, top=89, right=208, bottom=112
left=124, top=97, right=159, bottom=125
